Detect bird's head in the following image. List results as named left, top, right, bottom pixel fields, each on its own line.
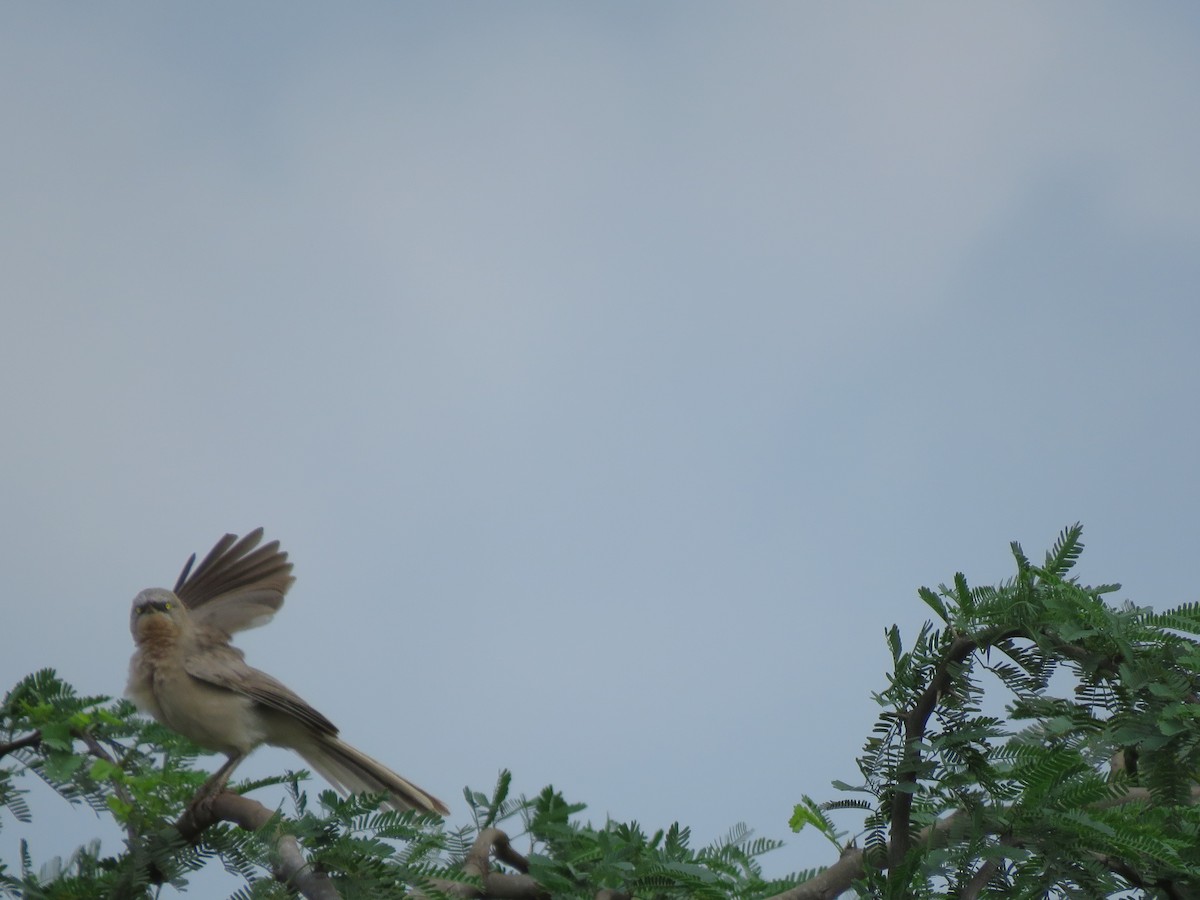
left=130, top=587, right=190, bottom=643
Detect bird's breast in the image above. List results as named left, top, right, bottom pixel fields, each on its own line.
left=128, top=649, right=265, bottom=756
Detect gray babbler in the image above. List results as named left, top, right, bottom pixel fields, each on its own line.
left=126, top=528, right=448, bottom=815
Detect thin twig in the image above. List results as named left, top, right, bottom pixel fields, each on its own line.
left=75, top=729, right=141, bottom=847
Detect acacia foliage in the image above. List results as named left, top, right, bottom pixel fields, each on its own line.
left=791, top=523, right=1200, bottom=898
left=5, top=524, right=1200, bottom=898
left=0, top=675, right=810, bottom=898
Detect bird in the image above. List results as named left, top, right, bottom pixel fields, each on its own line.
left=126, top=528, right=449, bottom=815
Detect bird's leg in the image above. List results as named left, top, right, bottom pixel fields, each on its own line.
left=190, top=752, right=245, bottom=814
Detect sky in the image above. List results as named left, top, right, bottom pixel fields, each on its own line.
left=2, top=2, right=1199, bottom=893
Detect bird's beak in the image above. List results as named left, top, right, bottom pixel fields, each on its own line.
left=137, top=600, right=173, bottom=615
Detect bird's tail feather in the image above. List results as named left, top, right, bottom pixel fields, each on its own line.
left=296, top=735, right=450, bottom=815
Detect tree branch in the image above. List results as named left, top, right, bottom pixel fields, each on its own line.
left=960, top=859, right=999, bottom=900
left=0, top=729, right=42, bottom=760
left=429, top=827, right=549, bottom=899
left=889, top=628, right=1020, bottom=868
left=770, top=784, right=1200, bottom=900
left=176, top=790, right=343, bottom=900
left=764, top=844, right=868, bottom=900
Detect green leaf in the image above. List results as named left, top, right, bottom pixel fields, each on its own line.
left=1044, top=716, right=1076, bottom=736
left=831, top=779, right=870, bottom=793
left=788, top=797, right=841, bottom=849
left=1149, top=681, right=1183, bottom=698
left=919, top=587, right=950, bottom=622
left=1043, top=523, right=1084, bottom=576
left=953, top=572, right=974, bottom=613
left=105, top=794, right=133, bottom=820
left=42, top=751, right=85, bottom=781
left=88, top=758, right=123, bottom=782
left=886, top=626, right=902, bottom=663
left=38, top=721, right=73, bottom=751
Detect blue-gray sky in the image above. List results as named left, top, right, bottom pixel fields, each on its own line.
left=3, top=3, right=1199, bottom=891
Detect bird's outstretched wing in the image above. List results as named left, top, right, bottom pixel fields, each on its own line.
left=174, top=528, right=295, bottom=635
left=182, top=641, right=339, bottom=737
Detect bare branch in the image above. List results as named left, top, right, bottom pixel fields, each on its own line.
left=493, top=836, right=532, bottom=875
left=765, top=845, right=867, bottom=900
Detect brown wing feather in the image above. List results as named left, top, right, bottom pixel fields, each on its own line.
left=175, top=529, right=296, bottom=635
left=182, top=643, right=339, bottom=737
left=175, top=532, right=240, bottom=595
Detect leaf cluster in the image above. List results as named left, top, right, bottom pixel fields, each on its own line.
left=9, top=523, right=1200, bottom=899
left=795, top=524, right=1200, bottom=898
left=1, top=675, right=806, bottom=898
left=518, top=783, right=812, bottom=899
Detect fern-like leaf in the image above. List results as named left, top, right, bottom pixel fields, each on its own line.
left=1043, top=523, right=1085, bottom=577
